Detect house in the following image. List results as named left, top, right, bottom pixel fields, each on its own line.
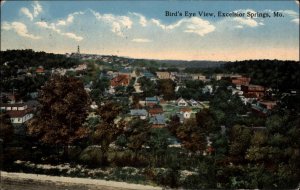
left=118, top=68, right=133, bottom=77
left=0, top=103, right=33, bottom=125
left=251, top=103, right=269, bottom=116
left=110, top=75, right=130, bottom=87
left=74, top=63, right=87, bottom=71
left=175, top=84, right=186, bottom=92
left=213, top=74, right=227, bottom=80
left=180, top=107, right=192, bottom=119
left=175, top=73, right=192, bottom=82
left=191, top=74, right=206, bottom=81
left=239, top=94, right=257, bottom=105
left=177, top=98, right=188, bottom=107
left=259, top=101, right=277, bottom=110
left=231, top=76, right=251, bottom=89
left=189, top=99, right=199, bottom=107
left=142, top=71, right=156, bottom=80
left=134, top=83, right=143, bottom=93
left=145, top=96, right=159, bottom=107
left=90, top=101, right=99, bottom=110
left=36, top=66, right=45, bottom=74
left=148, top=107, right=164, bottom=116
left=241, top=85, right=265, bottom=98
left=202, top=85, right=213, bottom=94
left=130, top=109, right=148, bottom=120
left=150, top=114, right=166, bottom=128
left=7, top=110, right=33, bottom=124
left=156, top=72, right=171, bottom=79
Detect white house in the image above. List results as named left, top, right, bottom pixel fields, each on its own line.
left=177, top=98, right=188, bottom=107
left=202, top=85, right=213, bottom=94
left=8, top=111, right=33, bottom=124
left=180, top=107, right=192, bottom=119
left=189, top=99, right=199, bottom=107
left=1, top=103, right=34, bottom=125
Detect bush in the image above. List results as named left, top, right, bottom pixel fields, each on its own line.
left=79, top=146, right=102, bottom=168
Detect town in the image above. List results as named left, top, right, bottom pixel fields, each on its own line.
left=1, top=49, right=300, bottom=189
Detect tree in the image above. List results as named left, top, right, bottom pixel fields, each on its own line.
left=169, top=117, right=207, bottom=153
left=157, top=79, right=176, bottom=100
left=228, top=125, right=251, bottom=159
left=123, top=118, right=151, bottom=157
left=146, top=128, right=172, bottom=166
left=138, top=76, right=156, bottom=97
left=92, top=101, right=125, bottom=165
left=27, top=75, right=89, bottom=155
left=196, top=109, right=218, bottom=134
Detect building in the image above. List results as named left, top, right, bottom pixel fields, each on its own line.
left=156, top=72, right=171, bottom=79
left=148, top=107, right=164, bottom=116
left=241, top=85, right=265, bottom=98
left=118, top=68, right=133, bottom=77
left=177, top=98, right=188, bottom=107
left=145, top=96, right=159, bottom=107
left=202, top=85, right=213, bottom=94
left=259, top=101, right=277, bottom=110
left=36, top=66, right=45, bottom=74
left=150, top=114, right=166, bottom=128
left=175, top=73, right=192, bottom=82
left=0, top=103, right=33, bottom=125
left=130, top=109, right=148, bottom=120
left=191, top=74, right=206, bottom=81
left=189, top=99, right=199, bottom=107
left=231, top=76, right=251, bottom=88
left=142, top=71, right=156, bottom=80
left=180, top=107, right=192, bottom=119
left=110, top=75, right=130, bottom=87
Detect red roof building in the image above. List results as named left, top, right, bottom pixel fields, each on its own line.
left=110, top=75, right=130, bottom=87
left=36, top=67, right=45, bottom=74
left=241, top=84, right=265, bottom=98
left=232, top=77, right=251, bottom=86
left=148, top=107, right=164, bottom=116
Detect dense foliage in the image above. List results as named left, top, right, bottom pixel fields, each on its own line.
left=27, top=75, right=90, bottom=146
left=223, top=60, right=300, bottom=90
left=0, top=49, right=79, bottom=70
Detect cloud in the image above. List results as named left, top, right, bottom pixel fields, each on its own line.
left=91, top=10, right=215, bottom=37
left=151, top=18, right=183, bottom=30
left=20, top=8, right=34, bottom=21
left=62, top=32, right=83, bottom=41
left=2, top=22, right=40, bottom=39
left=20, top=1, right=43, bottom=21
left=32, top=1, right=42, bottom=17
left=91, top=9, right=132, bottom=37
left=233, top=17, right=258, bottom=27
left=36, top=21, right=61, bottom=33
left=151, top=17, right=215, bottom=36
left=183, top=17, right=216, bottom=36
left=132, top=38, right=152, bottom=43
left=131, top=12, right=147, bottom=27
left=235, top=25, right=244, bottom=29
left=56, top=11, right=84, bottom=26
left=35, top=21, right=83, bottom=41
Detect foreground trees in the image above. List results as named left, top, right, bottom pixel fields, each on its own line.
left=92, top=101, right=126, bottom=165
left=27, top=75, right=89, bottom=152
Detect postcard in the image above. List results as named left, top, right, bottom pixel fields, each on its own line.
left=1, top=1, right=299, bottom=189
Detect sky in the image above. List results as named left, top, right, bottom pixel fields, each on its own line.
left=1, top=0, right=299, bottom=61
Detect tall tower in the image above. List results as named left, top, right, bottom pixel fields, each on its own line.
left=77, top=45, right=80, bottom=55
